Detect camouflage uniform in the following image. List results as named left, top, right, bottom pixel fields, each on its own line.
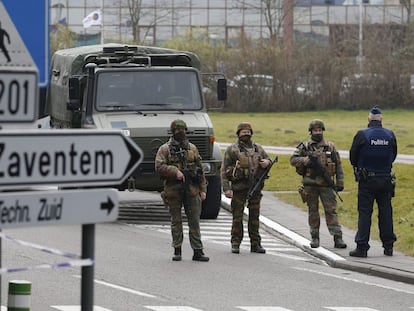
left=221, top=122, right=271, bottom=253
left=290, top=119, right=346, bottom=248
left=155, top=120, right=208, bottom=261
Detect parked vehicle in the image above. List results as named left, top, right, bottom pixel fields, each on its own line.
left=46, top=43, right=227, bottom=219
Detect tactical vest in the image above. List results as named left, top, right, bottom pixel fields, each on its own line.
left=168, top=143, right=197, bottom=176
left=303, top=141, right=337, bottom=178
left=358, top=127, right=394, bottom=172
left=233, top=143, right=262, bottom=183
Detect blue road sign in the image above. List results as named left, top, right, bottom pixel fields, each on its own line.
left=1, top=0, right=49, bottom=87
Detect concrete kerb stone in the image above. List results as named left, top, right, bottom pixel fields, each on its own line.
left=220, top=196, right=344, bottom=266
left=221, top=195, right=414, bottom=285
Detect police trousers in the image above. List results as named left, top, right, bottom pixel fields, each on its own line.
left=355, top=176, right=396, bottom=250
left=230, top=188, right=262, bottom=247
left=168, top=191, right=203, bottom=250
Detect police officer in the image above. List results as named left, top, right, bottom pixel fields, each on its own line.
left=290, top=119, right=347, bottom=249
left=349, top=106, right=397, bottom=257
left=155, top=119, right=209, bottom=262
left=221, top=122, right=272, bottom=254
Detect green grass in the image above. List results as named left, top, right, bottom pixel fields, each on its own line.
left=211, top=110, right=414, bottom=256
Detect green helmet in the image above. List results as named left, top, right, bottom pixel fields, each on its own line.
left=236, top=122, right=253, bottom=135
left=170, top=119, right=187, bottom=131
left=308, top=119, right=325, bottom=132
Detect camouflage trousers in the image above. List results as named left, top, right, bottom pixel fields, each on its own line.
left=168, top=193, right=203, bottom=250
left=304, top=185, right=343, bottom=238
left=230, top=189, right=262, bottom=247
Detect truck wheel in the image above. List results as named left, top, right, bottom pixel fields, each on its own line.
left=201, top=176, right=221, bottom=219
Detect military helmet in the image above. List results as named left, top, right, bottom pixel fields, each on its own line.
left=308, top=119, right=325, bottom=132
left=236, top=122, right=253, bottom=135
left=170, top=119, right=187, bottom=131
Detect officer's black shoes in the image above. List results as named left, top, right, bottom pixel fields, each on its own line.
left=231, top=245, right=240, bottom=254
left=250, top=245, right=266, bottom=254
left=349, top=248, right=368, bottom=258
left=310, top=238, right=320, bottom=248
left=334, top=236, right=347, bottom=249
left=172, top=247, right=182, bottom=261
left=192, top=249, right=209, bottom=262
left=384, top=248, right=393, bottom=256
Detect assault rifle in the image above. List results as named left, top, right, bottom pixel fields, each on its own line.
left=246, top=155, right=278, bottom=202
left=308, top=155, right=343, bottom=202
left=171, top=146, right=194, bottom=213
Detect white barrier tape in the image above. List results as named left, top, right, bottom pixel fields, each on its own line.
left=0, top=259, right=93, bottom=275
left=0, top=232, right=80, bottom=259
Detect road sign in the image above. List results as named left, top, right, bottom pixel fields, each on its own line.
left=0, top=129, right=143, bottom=189
left=0, top=2, right=39, bottom=122
left=0, top=69, right=38, bottom=122
left=0, top=188, right=119, bottom=229
left=1, top=0, right=49, bottom=87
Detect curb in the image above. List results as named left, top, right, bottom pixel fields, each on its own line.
left=220, top=195, right=414, bottom=285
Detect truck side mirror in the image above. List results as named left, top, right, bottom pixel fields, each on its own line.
left=217, top=78, right=227, bottom=101
left=67, top=77, right=81, bottom=111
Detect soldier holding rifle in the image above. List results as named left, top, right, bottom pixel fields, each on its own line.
left=221, top=122, right=275, bottom=254
left=290, top=119, right=347, bottom=249
left=155, top=119, right=209, bottom=262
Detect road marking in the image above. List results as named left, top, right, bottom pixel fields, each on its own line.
left=145, top=307, right=203, bottom=311
left=294, top=267, right=414, bottom=295
left=324, top=308, right=379, bottom=311
left=72, top=275, right=157, bottom=298
left=51, top=307, right=112, bottom=311
left=237, top=307, right=294, bottom=310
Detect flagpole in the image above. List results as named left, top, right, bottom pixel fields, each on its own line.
left=100, top=0, right=104, bottom=44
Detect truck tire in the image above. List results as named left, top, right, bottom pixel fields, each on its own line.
left=201, top=175, right=222, bottom=219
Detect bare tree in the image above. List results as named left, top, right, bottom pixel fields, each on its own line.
left=118, top=0, right=171, bottom=44
left=235, top=0, right=292, bottom=45
left=400, top=0, right=412, bottom=24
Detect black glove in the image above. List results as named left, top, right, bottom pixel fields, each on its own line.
left=305, top=157, right=314, bottom=168
left=335, top=185, right=344, bottom=192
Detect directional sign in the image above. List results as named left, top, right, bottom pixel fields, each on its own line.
left=0, top=129, right=143, bottom=189
left=0, top=2, right=39, bottom=122
left=0, top=189, right=119, bottom=229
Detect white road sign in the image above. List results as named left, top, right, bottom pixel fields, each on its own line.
left=0, top=69, right=38, bottom=122
left=0, top=129, right=143, bottom=189
left=0, top=189, right=119, bottom=229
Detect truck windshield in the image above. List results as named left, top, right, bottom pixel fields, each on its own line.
left=95, top=69, right=203, bottom=111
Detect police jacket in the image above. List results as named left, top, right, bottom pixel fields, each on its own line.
left=350, top=120, right=397, bottom=173
left=221, top=139, right=270, bottom=192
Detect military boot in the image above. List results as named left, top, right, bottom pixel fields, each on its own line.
left=310, top=235, right=320, bottom=248
left=172, top=247, right=182, bottom=261
left=334, top=235, right=347, bottom=249
left=192, top=249, right=209, bottom=262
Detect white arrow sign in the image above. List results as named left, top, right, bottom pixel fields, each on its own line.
left=0, top=189, right=119, bottom=229
left=0, top=129, right=143, bottom=189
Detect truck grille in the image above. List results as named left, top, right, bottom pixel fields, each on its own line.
left=131, top=136, right=211, bottom=161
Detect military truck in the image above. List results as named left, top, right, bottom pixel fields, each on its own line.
left=46, top=43, right=227, bottom=219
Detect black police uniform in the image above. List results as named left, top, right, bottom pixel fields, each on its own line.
left=349, top=113, right=397, bottom=255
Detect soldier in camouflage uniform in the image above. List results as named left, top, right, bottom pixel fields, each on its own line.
left=221, top=122, right=272, bottom=254
left=290, top=119, right=347, bottom=249
left=155, top=119, right=209, bottom=262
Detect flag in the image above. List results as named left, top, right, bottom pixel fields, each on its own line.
left=82, top=10, right=101, bottom=28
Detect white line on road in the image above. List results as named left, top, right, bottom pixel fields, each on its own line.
left=72, top=275, right=157, bottom=298
left=293, top=267, right=414, bottom=295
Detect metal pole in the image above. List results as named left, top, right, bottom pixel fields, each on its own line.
left=100, top=0, right=104, bottom=44
left=81, top=224, right=95, bottom=311
left=358, top=0, right=363, bottom=73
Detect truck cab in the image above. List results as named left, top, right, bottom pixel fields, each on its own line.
left=47, top=44, right=227, bottom=219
